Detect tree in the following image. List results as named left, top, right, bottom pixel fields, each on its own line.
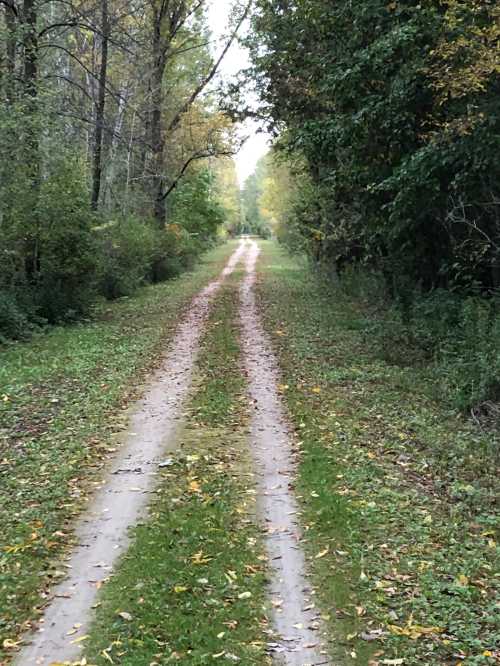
left=0, top=0, right=246, bottom=337
left=246, top=0, right=500, bottom=292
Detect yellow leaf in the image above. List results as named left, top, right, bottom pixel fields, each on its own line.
left=456, top=574, right=469, bottom=587
left=118, top=611, right=132, bottom=622
left=315, top=547, right=329, bottom=559
left=71, top=634, right=90, bottom=644
left=388, top=624, right=444, bottom=640
left=102, top=649, right=115, bottom=664
left=188, top=480, right=201, bottom=493
left=2, top=638, right=21, bottom=649
left=174, top=585, right=188, bottom=593
left=311, top=387, right=321, bottom=394
left=191, top=550, right=212, bottom=565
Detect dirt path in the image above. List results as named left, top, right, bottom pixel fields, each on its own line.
left=240, top=241, right=330, bottom=666
left=15, top=241, right=248, bottom=666
left=15, top=239, right=330, bottom=666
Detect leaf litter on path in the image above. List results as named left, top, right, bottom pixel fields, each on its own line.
left=12, top=241, right=249, bottom=666
left=240, top=240, right=331, bottom=666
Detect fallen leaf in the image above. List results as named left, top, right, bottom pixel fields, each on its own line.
left=118, top=611, right=133, bottom=621
left=238, top=591, right=252, bottom=599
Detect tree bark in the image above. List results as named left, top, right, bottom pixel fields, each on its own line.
left=91, top=0, right=109, bottom=210
left=22, top=0, right=41, bottom=281
left=2, top=1, right=17, bottom=101
left=150, top=10, right=168, bottom=228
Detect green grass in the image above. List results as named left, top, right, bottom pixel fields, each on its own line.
left=85, top=275, right=271, bottom=665
left=0, top=241, right=239, bottom=661
left=255, top=241, right=499, bottom=666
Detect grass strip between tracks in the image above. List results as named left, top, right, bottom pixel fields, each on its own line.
left=85, top=273, right=271, bottom=665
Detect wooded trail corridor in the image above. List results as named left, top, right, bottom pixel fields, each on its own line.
left=1, top=0, right=499, bottom=664
left=1, top=240, right=497, bottom=665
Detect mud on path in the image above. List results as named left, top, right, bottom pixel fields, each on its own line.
left=15, top=241, right=248, bottom=666
left=241, top=241, right=330, bottom=666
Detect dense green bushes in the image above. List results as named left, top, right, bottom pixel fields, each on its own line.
left=96, top=218, right=157, bottom=300
left=248, top=0, right=500, bottom=290
left=347, top=275, right=500, bottom=414
left=0, top=165, right=226, bottom=342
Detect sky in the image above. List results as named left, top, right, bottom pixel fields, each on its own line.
left=207, top=0, right=270, bottom=187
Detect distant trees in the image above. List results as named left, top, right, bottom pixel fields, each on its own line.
left=247, top=0, right=500, bottom=294
left=239, top=155, right=272, bottom=237
left=0, top=0, right=247, bottom=340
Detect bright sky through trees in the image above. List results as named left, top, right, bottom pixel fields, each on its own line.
left=208, top=0, right=269, bottom=188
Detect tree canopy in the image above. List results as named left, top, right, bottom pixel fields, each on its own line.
left=246, top=0, right=500, bottom=293
left=0, top=0, right=248, bottom=339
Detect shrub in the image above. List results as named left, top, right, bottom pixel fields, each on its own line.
left=34, top=158, right=97, bottom=322
left=363, top=280, right=500, bottom=413
left=436, top=298, right=500, bottom=412
left=0, top=291, right=33, bottom=342
left=96, top=217, right=156, bottom=300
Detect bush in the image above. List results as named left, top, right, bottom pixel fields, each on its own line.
left=436, top=298, right=500, bottom=413
left=34, top=158, right=97, bottom=322
left=0, top=156, right=97, bottom=332
left=363, top=280, right=500, bottom=413
left=0, top=291, right=33, bottom=341
left=96, top=217, right=156, bottom=300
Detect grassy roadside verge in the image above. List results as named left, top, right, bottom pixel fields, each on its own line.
left=85, top=274, right=271, bottom=665
left=0, top=241, right=239, bottom=661
left=256, top=241, right=499, bottom=666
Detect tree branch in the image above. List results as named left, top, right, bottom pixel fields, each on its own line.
left=161, top=148, right=237, bottom=201
left=166, top=0, right=252, bottom=134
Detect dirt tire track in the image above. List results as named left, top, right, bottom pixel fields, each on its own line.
left=240, top=241, right=330, bottom=666
left=15, top=241, right=249, bottom=666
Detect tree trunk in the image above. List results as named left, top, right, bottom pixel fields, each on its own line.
left=150, top=21, right=167, bottom=228
left=23, top=0, right=41, bottom=281
left=91, top=0, right=109, bottom=210
left=2, top=2, right=17, bottom=101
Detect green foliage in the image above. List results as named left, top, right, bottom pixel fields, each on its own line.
left=0, top=162, right=230, bottom=338
left=248, top=0, right=500, bottom=292
left=247, top=0, right=500, bottom=415
left=339, top=272, right=500, bottom=414
left=436, top=298, right=500, bottom=413
left=168, top=168, right=225, bottom=246
left=0, top=291, right=34, bottom=342
left=96, top=218, right=156, bottom=300
left=0, top=155, right=97, bottom=333
left=34, top=159, right=97, bottom=321
left=240, top=156, right=273, bottom=237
